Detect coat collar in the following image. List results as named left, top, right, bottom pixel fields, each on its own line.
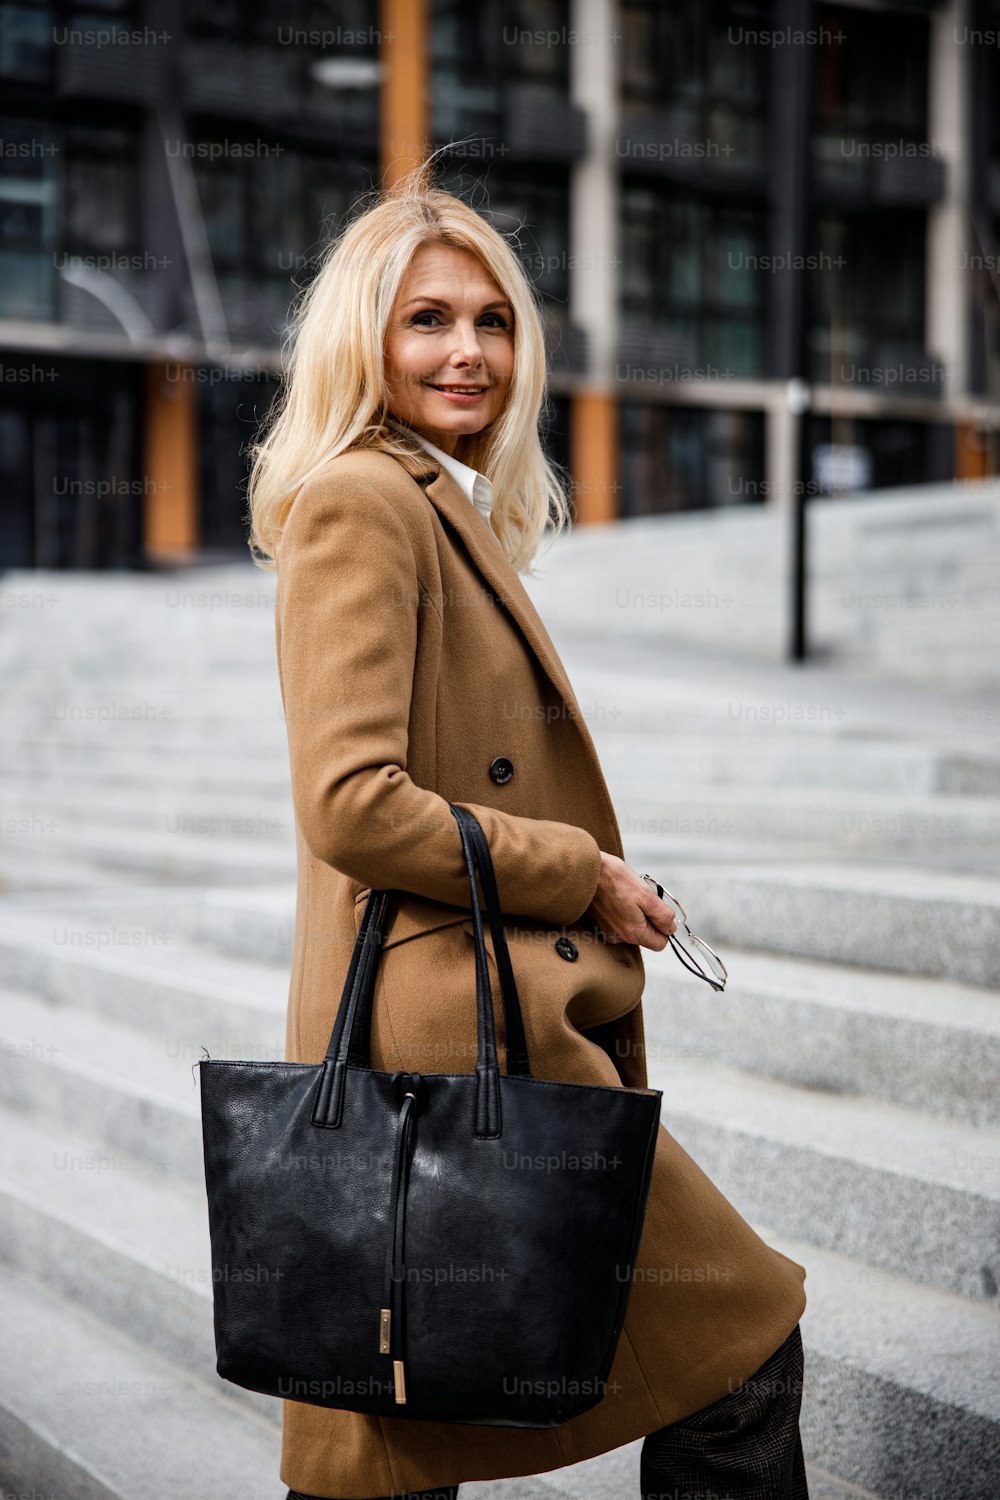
left=402, top=453, right=584, bottom=725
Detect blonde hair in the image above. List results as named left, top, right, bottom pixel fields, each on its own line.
left=246, top=155, right=572, bottom=575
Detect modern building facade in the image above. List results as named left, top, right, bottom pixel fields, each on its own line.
left=1, top=0, right=998, bottom=568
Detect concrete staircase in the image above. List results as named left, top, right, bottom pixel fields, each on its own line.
left=526, top=478, right=1000, bottom=689
left=0, top=566, right=998, bottom=1500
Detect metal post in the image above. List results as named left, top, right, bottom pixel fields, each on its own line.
left=769, top=0, right=814, bottom=661
left=786, top=379, right=810, bottom=660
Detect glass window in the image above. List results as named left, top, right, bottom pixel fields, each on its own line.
left=196, top=164, right=244, bottom=266
left=431, top=0, right=570, bottom=143
left=302, top=157, right=354, bottom=243
left=620, top=400, right=766, bottom=515
left=804, top=413, right=932, bottom=491
left=808, top=211, right=928, bottom=387
left=814, top=5, right=929, bottom=148
left=514, top=0, right=566, bottom=82
left=251, top=151, right=305, bottom=274
left=0, top=409, right=32, bottom=566
left=621, top=186, right=765, bottom=378
left=664, top=199, right=701, bottom=307
left=620, top=4, right=658, bottom=104
left=194, top=140, right=377, bottom=339
left=0, top=2, right=52, bottom=81
left=0, top=116, right=58, bottom=318
left=198, top=369, right=281, bottom=551
left=184, top=0, right=242, bottom=40
left=435, top=162, right=571, bottom=307
left=64, top=127, right=137, bottom=253
left=620, top=0, right=766, bottom=168
left=0, top=360, right=143, bottom=569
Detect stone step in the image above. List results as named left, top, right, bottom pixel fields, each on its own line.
left=1, top=779, right=294, bottom=843
left=0, top=838, right=128, bottom=897
left=0, top=1103, right=255, bottom=1420
left=0, top=1100, right=989, bottom=1499
left=6, top=807, right=1000, bottom=892
left=641, top=936, right=1000, bottom=1128
left=641, top=944, right=1000, bottom=1128
left=0, top=733, right=288, bottom=769
left=0, top=817, right=294, bottom=888
left=520, top=482, right=1000, bottom=687
left=2, top=902, right=996, bottom=1131
left=0, top=1262, right=281, bottom=1500
left=762, top=1228, right=1000, bottom=1500
left=614, top=855, right=1000, bottom=988
left=593, top=734, right=1000, bottom=797
left=613, top=786, right=1000, bottom=857
left=45, top=854, right=999, bottom=988
left=0, top=884, right=297, bottom=966
left=647, top=1054, right=1000, bottom=1305
left=3, top=979, right=996, bottom=1306
left=558, top=647, right=1000, bottom=758
left=0, top=743, right=289, bottom=794
left=9, top=778, right=1000, bottom=861
left=5, top=664, right=998, bottom=760
left=8, top=798, right=999, bottom=891
left=0, top=987, right=205, bottom=1180
left=0, top=907, right=288, bottom=1054
left=8, top=732, right=1000, bottom=799
left=1, top=713, right=286, bottom=747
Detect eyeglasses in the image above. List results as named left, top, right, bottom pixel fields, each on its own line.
left=640, top=875, right=728, bottom=992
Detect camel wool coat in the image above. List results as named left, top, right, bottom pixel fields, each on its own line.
left=273, top=441, right=807, bottom=1499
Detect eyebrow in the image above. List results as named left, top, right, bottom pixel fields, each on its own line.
left=400, top=295, right=513, bottom=311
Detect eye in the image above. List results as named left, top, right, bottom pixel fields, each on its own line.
left=409, top=310, right=512, bottom=330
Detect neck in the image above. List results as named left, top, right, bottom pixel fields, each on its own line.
left=387, top=415, right=464, bottom=461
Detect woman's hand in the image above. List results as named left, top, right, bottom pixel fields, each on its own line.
left=584, top=852, right=678, bottom=950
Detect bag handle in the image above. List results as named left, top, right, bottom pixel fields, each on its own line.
left=312, top=803, right=532, bottom=1135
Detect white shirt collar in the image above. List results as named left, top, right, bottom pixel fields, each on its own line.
left=387, top=418, right=494, bottom=527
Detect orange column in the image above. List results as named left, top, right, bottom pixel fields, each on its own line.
left=381, top=0, right=428, bottom=186
left=144, top=363, right=198, bottom=558
left=571, top=390, right=619, bottom=524
left=955, top=419, right=991, bottom=482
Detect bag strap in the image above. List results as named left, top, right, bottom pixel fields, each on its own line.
left=342, top=809, right=530, bottom=1079
left=312, top=803, right=532, bottom=1135
left=454, top=806, right=530, bottom=1078
left=311, top=884, right=391, bottom=1130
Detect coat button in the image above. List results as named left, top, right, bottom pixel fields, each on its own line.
left=488, top=756, right=514, bottom=785
left=555, top=936, right=579, bottom=962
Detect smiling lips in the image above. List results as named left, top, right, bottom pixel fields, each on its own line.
left=425, top=383, right=490, bottom=402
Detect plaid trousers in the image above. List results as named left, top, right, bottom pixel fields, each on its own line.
left=638, top=1324, right=809, bottom=1500
left=287, top=1324, right=808, bottom=1500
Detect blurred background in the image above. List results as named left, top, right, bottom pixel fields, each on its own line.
left=1, top=6, right=999, bottom=1500
left=3, top=0, right=1000, bottom=567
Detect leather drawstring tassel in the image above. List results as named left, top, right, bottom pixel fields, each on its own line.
left=379, top=1085, right=418, bottom=1403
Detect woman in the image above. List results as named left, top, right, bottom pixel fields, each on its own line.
left=248, top=162, right=809, bottom=1500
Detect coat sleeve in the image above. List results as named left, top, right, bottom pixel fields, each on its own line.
left=274, top=465, right=603, bottom=926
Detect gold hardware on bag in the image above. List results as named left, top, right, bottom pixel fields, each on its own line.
left=379, top=1307, right=391, bottom=1354
left=393, top=1359, right=407, bottom=1403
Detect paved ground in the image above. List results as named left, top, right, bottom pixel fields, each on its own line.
left=0, top=562, right=997, bottom=1499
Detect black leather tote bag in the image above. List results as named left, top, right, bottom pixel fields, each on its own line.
left=198, top=803, right=662, bottom=1428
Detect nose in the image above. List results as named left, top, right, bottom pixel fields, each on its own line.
left=447, top=319, right=486, bottom=369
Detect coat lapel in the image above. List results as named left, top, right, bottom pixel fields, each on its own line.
left=415, top=459, right=584, bottom=721
left=414, top=456, right=630, bottom=862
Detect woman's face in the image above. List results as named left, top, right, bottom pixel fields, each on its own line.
left=383, top=242, right=514, bottom=457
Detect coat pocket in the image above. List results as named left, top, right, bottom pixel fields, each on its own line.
left=471, top=915, right=646, bottom=1033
